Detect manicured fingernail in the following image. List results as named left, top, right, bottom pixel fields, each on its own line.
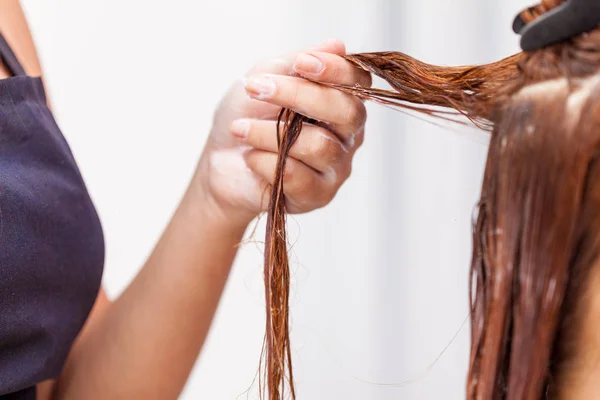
left=244, top=76, right=276, bottom=100
left=231, top=119, right=250, bottom=139
left=294, top=53, right=324, bottom=75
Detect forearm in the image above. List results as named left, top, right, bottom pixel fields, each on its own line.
left=48, top=36, right=366, bottom=399
left=53, top=172, right=249, bottom=399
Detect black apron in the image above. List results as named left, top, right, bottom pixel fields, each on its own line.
left=0, top=33, right=104, bottom=399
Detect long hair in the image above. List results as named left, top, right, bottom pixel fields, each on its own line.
left=260, top=1, right=600, bottom=398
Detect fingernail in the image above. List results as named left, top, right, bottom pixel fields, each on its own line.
left=231, top=119, right=250, bottom=139
left=294, top=53, right=324, bottom=75
left=244, top=75, right=276, bottom=100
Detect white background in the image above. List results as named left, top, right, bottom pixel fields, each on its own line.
left=20, top=0, right=529, bottom=398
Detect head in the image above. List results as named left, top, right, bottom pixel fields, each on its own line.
left=265, top=1, right=600, bottom=399
left=468, top=28, right=600, bottom=399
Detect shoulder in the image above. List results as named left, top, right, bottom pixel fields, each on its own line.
left=0, top=0, right=44, bottom=78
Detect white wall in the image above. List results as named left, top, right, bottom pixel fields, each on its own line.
left=20, top=0, right=530, bottom=398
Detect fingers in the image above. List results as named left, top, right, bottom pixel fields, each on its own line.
left=293, top=51, right=372, bottom=88
left=248, top=38, right=347, bottom=77
left=248, top=39, right=368, bottom=89
left=239, top=39, right=352, bottom=121
left=244, top=150, right=340, bottom=212
left=231, top=119, right=353, bottom=173
left=243, top=74, right=366, bottom=141
left=240, top=38, right=368, bottom=129
left=232, top=118, right=354, bottom=213
left=219, top=39, right=361, bottom=215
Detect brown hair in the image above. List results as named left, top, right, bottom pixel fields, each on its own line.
left=259, top=1, right=600, bottom=398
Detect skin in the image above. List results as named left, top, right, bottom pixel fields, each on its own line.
left=0, top=1, right=370, bottom=399
left=555, top=258, right=600, bottom=400
left=6, top=3, right=600, bottom=400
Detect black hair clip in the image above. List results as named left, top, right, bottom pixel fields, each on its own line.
left=513, top=0, right=600, bottom=52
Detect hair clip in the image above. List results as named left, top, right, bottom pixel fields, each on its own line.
left=512, top=0, right=600, bottom=52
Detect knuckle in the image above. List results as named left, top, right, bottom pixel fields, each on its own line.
left=318, top=164, right=351, bottom=208
left=310, top=129, right=344, bottom=165
left=354, top=129, right=366, bottom=148
left=326, top=140, right=345, bottom=165
left=344, top=99, right=367, bottom=127
left=285, top=172, right=309, bottom=201
left=316, top=170, right=340, bottom=207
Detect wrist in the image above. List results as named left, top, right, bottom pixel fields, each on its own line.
left=185, top=165, right=255, bottom=237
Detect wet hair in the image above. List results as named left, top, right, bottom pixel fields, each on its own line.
left=260, top=1, right=600, bottom=398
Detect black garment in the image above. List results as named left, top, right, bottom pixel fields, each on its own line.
left=0, top=33, right=105, bottom=398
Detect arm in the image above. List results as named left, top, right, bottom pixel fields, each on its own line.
left=51, top=41, right=370, bottom=398
left=2, top=3, right=246, bottom=396
left=3, top=3, right=371, bottom=398
left=52, top=183, right=246, bottom=399
left=1, top=4, right=241, bottom=396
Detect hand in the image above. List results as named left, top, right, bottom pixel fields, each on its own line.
left=195, top=39, right=371, bottom=228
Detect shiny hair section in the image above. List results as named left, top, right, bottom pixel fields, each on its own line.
left=259, top=1, right=600, bottom=398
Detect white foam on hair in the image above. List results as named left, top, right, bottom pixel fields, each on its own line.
left=515, top=72, right=600, bottom=130
left=516, top=78, right=568, bottom=98
left=566, top=73, right=600, bottom=126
